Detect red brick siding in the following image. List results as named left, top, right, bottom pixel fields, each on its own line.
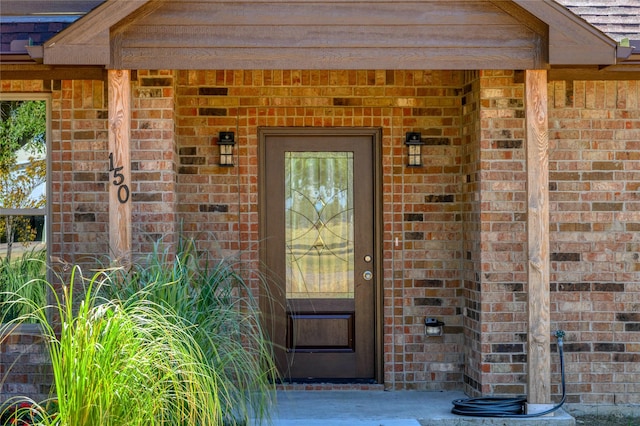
left=50, top=72, right=177, bottom=267
left=461, top=71, right=483, bottom=396
left=52, top=79, right=109, bottom=266
left=130, top=70, right=178, bottom=256
left=1, top=74, right=178, bottom=402
left=0, top=326, right=52, bottom=403
left=2, top=71, right=640, bottom=404
left=477, top=73, right=640, bottom=404
left=0, top=79, right=105, bottom=267
left=476, top=70, right=529, bottom=396
left=174, top=70, right=466, bottom=390
left=550, top=79, right=640, bottom=405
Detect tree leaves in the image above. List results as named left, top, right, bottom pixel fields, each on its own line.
left=0, top=100, right=47, bottom=261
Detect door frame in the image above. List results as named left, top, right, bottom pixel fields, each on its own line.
left=258, top=127, right=383, bottom=384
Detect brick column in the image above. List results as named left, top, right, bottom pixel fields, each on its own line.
left=475, top=70, right=528, bottom=396
left=130, top=70, right=178, bottom=256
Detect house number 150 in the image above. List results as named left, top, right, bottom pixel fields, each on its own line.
left=109, top=152, right=130, bottom=204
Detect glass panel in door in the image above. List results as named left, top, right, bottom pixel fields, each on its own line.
left=285, top=152, right=354, bottom=299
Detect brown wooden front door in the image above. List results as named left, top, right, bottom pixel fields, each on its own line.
left=260, top=128, right=379, bottom=382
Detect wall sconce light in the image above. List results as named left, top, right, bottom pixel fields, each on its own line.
left=425, top=318, right=445, bottom=337
left=218, top=131, right=235, bottom=166
left=404, top=132, right=424, bottom=167
left=405, top=132, right=424, bottom=167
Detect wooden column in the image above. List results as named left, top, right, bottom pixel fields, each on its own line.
left=525, top=69, right=550, bottom=407
left=108, top=69, right=132, bottom=266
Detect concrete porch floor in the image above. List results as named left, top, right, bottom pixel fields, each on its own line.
left=254, top=390, right=575, bottom=426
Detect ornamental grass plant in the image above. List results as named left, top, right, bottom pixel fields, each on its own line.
left=102, top=238, right=277, bottom=425
left=2, top=265, right=225, bottom=425
left=0, top=238, right=276, bottom=425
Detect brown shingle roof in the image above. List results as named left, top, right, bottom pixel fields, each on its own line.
left=556, top=0, right=640, bottom=41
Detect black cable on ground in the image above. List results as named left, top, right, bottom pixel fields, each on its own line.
left=451, top=330, right=566, bottom=418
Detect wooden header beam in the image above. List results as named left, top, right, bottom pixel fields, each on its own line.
left=0, top=64, right=106, bottom=81
left=525, top=69, right=551, bottom=410
left=107, top=69, right=132, bottom=266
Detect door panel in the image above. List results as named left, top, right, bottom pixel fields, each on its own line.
left=260, top=129, right=377, bottom=381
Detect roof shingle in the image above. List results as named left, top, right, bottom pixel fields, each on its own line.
left=555, top=0, right=640, bottom=41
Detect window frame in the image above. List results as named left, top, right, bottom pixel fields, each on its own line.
left=0, top=93, right=52, bottom=284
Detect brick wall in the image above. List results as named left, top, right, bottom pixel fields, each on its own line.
left=49, top=71, right=177, bottom=266
left=476, top=73, right=640, bottom=404
left=475, top=70, right=529, bottom=396
left=173, top=70, right=466, bottom=390
left=0, top=326, right=52, bottom=404
left=52, top=79, right=109, bottom=267
left=1, top=74, right=177, bottom=402
left=2, top=70, right=640, bottom=403
left=460, top=71, right=483, bottom=396
left=130, top=70, right=178, bottom=256
left=549, top=79, right=640, bottom=405
left=0, top=79, right=106, bottom=268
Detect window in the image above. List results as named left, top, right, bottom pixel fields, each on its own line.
left=0, top=95, right=50, bottom=323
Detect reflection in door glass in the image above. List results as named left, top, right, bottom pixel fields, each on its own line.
left=285, top=152, right=354, bottom=299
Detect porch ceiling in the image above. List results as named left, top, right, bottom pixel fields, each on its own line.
left=36, top=0, right=619, bottom=71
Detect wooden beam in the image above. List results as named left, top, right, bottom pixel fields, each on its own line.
left=525, top=69, right=551, bottom=408
left=107, top=69, right=132, bottom=266
left=0, top=64, right=106, bottom=81
left=549, top=66, right=640, bottom=81
left=115, top=47, right=540, bottom=71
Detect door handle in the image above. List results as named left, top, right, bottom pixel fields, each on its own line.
left=363, top=270, right=373, bottom=281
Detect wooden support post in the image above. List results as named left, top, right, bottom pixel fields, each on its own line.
left=108, top=69, right=132, bottom=266
left=525, top=69, right=551, bottom=409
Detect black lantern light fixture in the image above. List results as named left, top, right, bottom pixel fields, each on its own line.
left=405, top=132, right=424, bottom=167
left=218, top=131, right=235, bottom=166
left=424, top=317, right=445, bottom=337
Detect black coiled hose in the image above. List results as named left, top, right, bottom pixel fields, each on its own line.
left=451, top=330, right=566, bottom=418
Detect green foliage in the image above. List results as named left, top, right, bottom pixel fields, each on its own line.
left=0, top=100, right=46, bottom=170
left=102, top=238, right=277, bottom=425
left=0, top=156, right=46, bottom=211
left=0, top=248, right=46, bottom=323
left=2, top=266, right=226, bottom=426
left=0, top=239, right=277, bottom=425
